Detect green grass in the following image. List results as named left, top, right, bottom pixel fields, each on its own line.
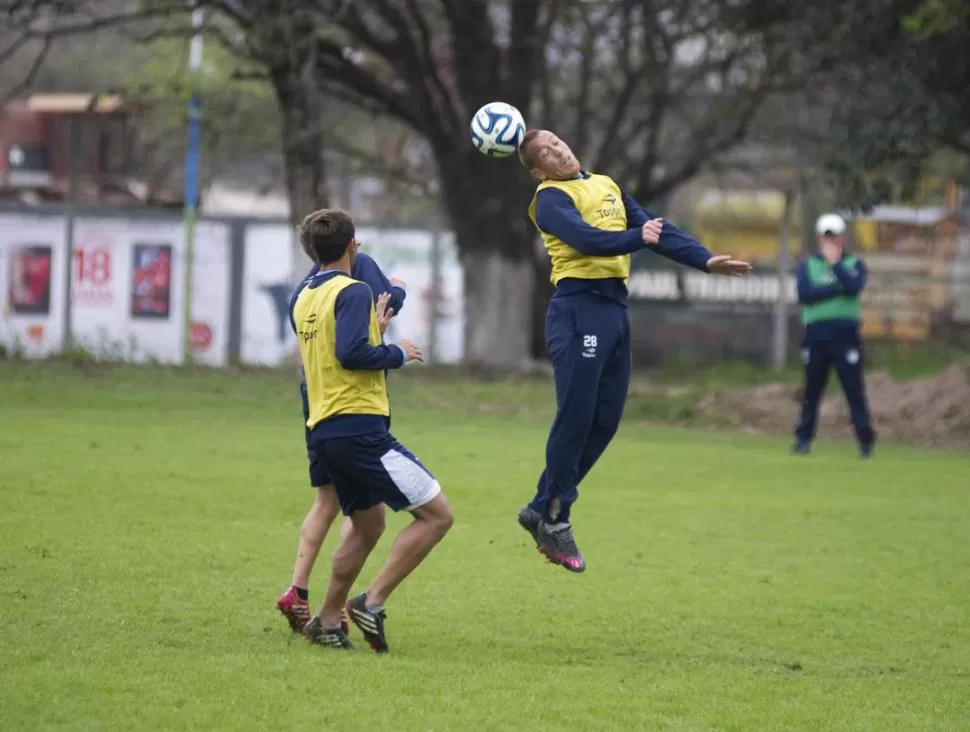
left=644, top=341, right=970, bottom=389
left=1, top=363, right=969, bottom=731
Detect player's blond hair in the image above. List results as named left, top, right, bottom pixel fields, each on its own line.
left=517, top=129, right=543, bottom=169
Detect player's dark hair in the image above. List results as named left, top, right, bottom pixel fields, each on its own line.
left=299, top=209, right=356, bottom=265
left=518, top=129, right=543, bottom=169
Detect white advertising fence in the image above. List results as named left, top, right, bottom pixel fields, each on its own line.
left=0, top=206, right=465, bottom=366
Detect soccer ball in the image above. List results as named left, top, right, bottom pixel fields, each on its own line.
left=470, top=101, right=526, bottom=158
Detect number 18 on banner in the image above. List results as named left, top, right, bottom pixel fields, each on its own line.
left=72, top=248, right=111, bottom=285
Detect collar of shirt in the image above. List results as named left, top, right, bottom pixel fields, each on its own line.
left=307, top=269, right=345, bottom=290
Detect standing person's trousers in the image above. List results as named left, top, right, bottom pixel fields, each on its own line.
left=795, top=329, right=874, bottom=446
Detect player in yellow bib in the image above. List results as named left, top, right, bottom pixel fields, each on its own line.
left=516, top=130, right=752, bottom=572
left=293, top=209, right=454, bottom=652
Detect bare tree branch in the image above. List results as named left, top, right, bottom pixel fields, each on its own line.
left=325, top=136, right=430, bottom=188
left=337, top=1, right=404, bottom=60
left=315, top=0, right=458, bottom=141
left=119, top=20, right=253, bottom=62
left=0, top=36, right=50, bottom=104
left=0, top=28, right=31, bottom=65
left=593, top=2, right=644, bottom=169
left=3, top=4, right=184, bottom=39
left=312, top=34, right=422, bottom=127
left=203, top=0, right=253, bottom=28
left=437, top=0, right=500, bottom=105
left=572, top=3, right=608, bottom=156
left=401, top=0, right=460, bottom=128
left=505, top=0, right=545, bottom=115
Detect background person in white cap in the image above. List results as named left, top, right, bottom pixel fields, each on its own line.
left=792, top=213, right=876, bottom=457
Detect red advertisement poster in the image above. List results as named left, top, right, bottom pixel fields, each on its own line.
left=130, top=244, right=172, bottom=319
left=9, top=245, right=52, bottom=315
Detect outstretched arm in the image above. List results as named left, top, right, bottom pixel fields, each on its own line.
left=534, top=188, right=644, bottom=256
left=620, top=190, right=713, bottom=272
left=334, top=283, right=407, bottom=371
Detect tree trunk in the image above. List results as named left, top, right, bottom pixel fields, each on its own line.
left=266, top=62, right=329, bottom=285
left=460, top=247, right=533, bottom=369
left=253, top=2, right=329, bottom=232
left=273, top=71, right=330, bottom=227
left=436, top=147, right=537, bottom=368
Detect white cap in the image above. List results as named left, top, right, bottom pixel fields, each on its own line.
left=815, top=213, right=846, bottom=236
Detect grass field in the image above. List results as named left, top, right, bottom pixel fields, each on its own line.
left=1, top=362, right=968, bottom=731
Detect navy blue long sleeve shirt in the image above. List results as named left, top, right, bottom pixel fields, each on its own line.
left=831, top=257, right=867, bottom=295
left=533, top=185, right=713, bottom=271
left=795, top=257, right=868, bottom=305
left=290, top=253, right=406, bottom=421
left=534, top=188, right=644, bottom=256
left=349, top=252, right=407, bottom=315
left=288, top=252, right=406, bottom=336
left=796, top=255, right=868, bottom=342
left=796, top=260, right=842, bottom=305
left=796, top=261, right=842, bottom=305
left=299, top=273, right=405, bottom=441
left=332, top=280, right=406, bottom=370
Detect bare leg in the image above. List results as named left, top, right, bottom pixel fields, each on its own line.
left=317, top=504, right=386, bottom=628
left=290, top=486, right=341, bottom=590
left=366, top=493, right=454, bottom=608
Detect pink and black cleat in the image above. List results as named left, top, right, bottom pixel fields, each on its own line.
left=517, top=506, right=549, bottom=560
left=535, top=521, right=586, bottom=573
left=277, top=587, right=350, bottom=634
left=276, top=586, right=311, bottom=633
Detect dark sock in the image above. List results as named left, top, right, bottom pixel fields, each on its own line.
left=295, top=587, right=309, bottom=601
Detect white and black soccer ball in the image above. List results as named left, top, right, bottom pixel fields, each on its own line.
left=469, top=101, right=526, bottom=158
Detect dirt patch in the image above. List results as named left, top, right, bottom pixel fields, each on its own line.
left=698, top=363, right=970, bottom=449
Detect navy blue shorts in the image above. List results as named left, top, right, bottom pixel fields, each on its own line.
left=301, top=382, right=332, bottom=488
left=313, top=432, right=440, bottom=516
left=307, top=441, right=332, bottom=488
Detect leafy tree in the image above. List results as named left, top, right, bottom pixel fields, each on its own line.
left=2, top=0, right=849, bottom=365
left=742, top=0, right=970, bottom=209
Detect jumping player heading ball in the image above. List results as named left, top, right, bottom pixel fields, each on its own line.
left=516, top=129, right=752, bottom=573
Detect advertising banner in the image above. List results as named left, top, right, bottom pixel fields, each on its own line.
left=0, top=213, right=231, bottom=365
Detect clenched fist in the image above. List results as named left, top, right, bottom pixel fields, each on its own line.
left=641, top=218, right=663, bottom=245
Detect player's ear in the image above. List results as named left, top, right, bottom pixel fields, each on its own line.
left=530, top=167, right=546, bottom=182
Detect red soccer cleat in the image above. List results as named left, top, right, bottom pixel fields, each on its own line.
left=276, top=586, right=311, bottom=633
left=276, top=586, right=350, bottom=635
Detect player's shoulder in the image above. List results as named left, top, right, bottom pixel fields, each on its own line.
left=300, top=271, right=361, bottom=302
left=292, top=268, right=317, bottom=301
left=292, top=264, right=318, bottom=293
left=352, top=251, right=390, bottom=281
left=331, top=280, right=375, bottom=320
left=352, top=251, right=376, bottom=268
left=335, top=278, right=373, bottom=303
